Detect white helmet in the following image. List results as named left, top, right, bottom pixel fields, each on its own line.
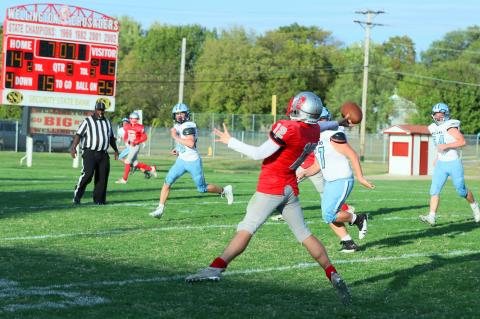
left=288, top=91, right=323, bottom=124
left=129, top=112, right=140, bottom=124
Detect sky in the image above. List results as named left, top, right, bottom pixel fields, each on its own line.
left=1, top=0, right=479, bottom=53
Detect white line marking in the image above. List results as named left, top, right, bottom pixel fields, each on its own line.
left=0, top=197, right=429, bottom=211
left=1, top=213, right=474, bottom=241
left=0, top=279, right=108, bottom=313
left=8, top=249, right=479, bottom=292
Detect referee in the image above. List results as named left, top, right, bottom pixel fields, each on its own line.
left=71, top=101, right=119, bottom=205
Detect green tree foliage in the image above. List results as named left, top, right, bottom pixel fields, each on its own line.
left=116, top=23, right=214, bottom=125
left=421, top=26, right=480, bottom=65
left=117, top=16, right=143, bottom=61
left=380, top=36, right=416, bottom=72
left=326, top=41, right=401, bottom=132
left=398, top=60, right=480, bottom=133
left=192, top=24, right=341, bottom=130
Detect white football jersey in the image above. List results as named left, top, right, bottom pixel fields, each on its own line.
left=314, top=129, right=352, bottom=182
left=428, top=119, right=461, bottom=162
left=174, top=121, right=199, bottom=161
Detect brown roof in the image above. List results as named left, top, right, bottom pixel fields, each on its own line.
left=384, top=125, right=430, bottom=135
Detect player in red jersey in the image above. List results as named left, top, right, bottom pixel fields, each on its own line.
left=116, top=112, right=157, bottom=184
left=185, top=92, right=352, bottom=305
left=272, top=107, right=354, bottom=221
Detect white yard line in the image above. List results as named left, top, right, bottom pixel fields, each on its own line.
left=10, top=249, right=480, bottom=291
left=0, top=213, right=473, bottom=241
left=0, top=248, right=477, bottom=312
left=0, top=197, right=429, bottom=211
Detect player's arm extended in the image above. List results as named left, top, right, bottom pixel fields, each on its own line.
left=228, top=138, right=280, bottom=160
left=214, top=123, right=280, bottom=160
left=438, top=128, right=466, bottom=152
left=318, top=121, right=339, bottom=132
left=331, top=138, right=375, bottom=189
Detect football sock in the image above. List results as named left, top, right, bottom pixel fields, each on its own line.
left=123, top=165, right=131, bottom=180
left=350, top=214, right=357, bottom=224
left=470, top=201, right=479, bottom=210
left=136, top=163, right=151, bottom=171
left=341, top=235, right=352, bottom=241
left=325, top=264, right=337, bottom=281
left=341, top=203, right=349, bottom=211
left=210, top=257, right=228, bottom=269
left=429, top=212, right=436, bottom=218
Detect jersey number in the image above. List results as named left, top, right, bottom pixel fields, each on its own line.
left=316, top=146, right=326, bottom=169
left=438, top=134, right=445, bottom=145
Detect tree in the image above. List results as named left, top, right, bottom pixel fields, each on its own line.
left=116, top=24, right=214, bottom=125
left=398, top=60, right=480, bottom=134
left=421, top=26, right=480, bottom=65
left=117, top=16, right=143, bottom=61
left=191, top=24, right=342, bottom=126
left=381, top=36, right=416, bottom=71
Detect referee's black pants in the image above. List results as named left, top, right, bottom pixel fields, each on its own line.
left=73, top=149, right=110, bottom=204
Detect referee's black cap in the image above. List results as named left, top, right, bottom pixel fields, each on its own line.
left=95, top=101, right=106, bottom=110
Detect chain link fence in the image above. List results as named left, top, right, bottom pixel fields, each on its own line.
left=2, top=115, right=480, bottom=162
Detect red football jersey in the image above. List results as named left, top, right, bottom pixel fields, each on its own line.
left=124, top=123, right=148, bottom=145
left=257, top=120, right=320, bottom=195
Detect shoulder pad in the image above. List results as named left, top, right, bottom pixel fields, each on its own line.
left=182, top=127, right=196, bottom=136
left=445, top=119, right=460, bottom=129
left=183, top=121, right=197, bottom=129
left=330, top=131, right=347, bottom=144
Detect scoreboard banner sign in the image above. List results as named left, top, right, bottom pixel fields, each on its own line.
left=30, top=107, right=91, bottom=135
left=1, top=4, right=119, bottom=111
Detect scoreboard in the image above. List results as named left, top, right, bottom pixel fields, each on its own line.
left=1, top=4, right=119, bottom=111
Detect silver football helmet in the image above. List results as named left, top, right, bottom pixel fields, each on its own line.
left=289, top=91, right=323, bottom=124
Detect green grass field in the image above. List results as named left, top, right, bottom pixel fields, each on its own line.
left=0, top=152, right=479, bottom=319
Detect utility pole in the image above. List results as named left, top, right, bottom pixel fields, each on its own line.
left=354, top=10, right=384, bottom=161
left=178, top=37, right=186, bottom=103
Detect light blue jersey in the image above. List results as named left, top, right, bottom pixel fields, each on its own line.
left=428, top=119, right=467, bottom=197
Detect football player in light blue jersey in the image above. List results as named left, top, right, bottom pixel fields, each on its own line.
left=150, top=103, right=233, bottom=218
left=420, top=103, right=480, bottom=226
left=297, top=107, right=375, bottom=253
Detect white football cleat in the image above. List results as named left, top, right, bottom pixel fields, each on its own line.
left=419, top=214, right=436, bottom=226
left=470, top=202, right=480, bottom=223
left=185, top=267, right=224, bottom=282
left=150, top=205, right=165, bottom=219
left=150, top=165, right=157, bottom=178
left=270, top=214, right=285, bottom=222
left=222, top=185, right=234, bottom=205
left=115, top=178, right=127, bottom=184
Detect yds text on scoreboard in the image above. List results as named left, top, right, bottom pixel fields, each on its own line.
left=1, top=4, right=119, bottom=111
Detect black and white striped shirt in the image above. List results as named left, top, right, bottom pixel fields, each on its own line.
left=76, top=115, right=115, bottom=151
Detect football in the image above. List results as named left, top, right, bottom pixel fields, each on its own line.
left=340, top=102, right=363, bottom=124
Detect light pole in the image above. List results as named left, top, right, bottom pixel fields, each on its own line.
left=354, top=10, right=384, bottom=161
